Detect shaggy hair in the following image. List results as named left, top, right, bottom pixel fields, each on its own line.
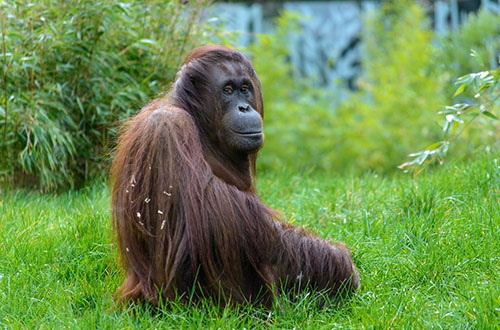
left=111, top=45, right=359, bottom=308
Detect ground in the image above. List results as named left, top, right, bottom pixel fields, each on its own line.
left=1, top=156, right=499, bottom=329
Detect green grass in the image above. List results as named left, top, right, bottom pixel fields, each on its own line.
left=1, top=156, right=500, bottom=329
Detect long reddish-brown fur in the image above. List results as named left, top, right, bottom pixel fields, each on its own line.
left=111, top=45, right=359, bottom=308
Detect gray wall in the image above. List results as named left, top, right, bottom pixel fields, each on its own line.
left=212, top=0, right=500, bottom=89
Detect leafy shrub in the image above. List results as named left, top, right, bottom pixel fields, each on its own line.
left=331, top=3, right=447, bottom=174
left=438, top=8, right=500, bottom=89
left=248, top=12, right=344, bottom=173
left=252, top=3, right=447, bottom=174
left=400, top=59, right=500, bottom=174
left=0, top=0, right=214, bottom=191
left=399, top=8, right=500, bottom=175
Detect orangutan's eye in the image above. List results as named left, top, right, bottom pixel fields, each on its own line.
left=240, top=85, right=249, bottom=94
left=223, top=86, right=233, bottom=95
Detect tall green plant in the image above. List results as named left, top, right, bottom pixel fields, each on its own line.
left=399, top=59, right=500, bottom=174
left=249, top=3, right=448, bottom=174
left=399, top=8, right=500, bottom=175
left=0, top=0, right=214, bottom=191
left=332, top=2, right=446, bottom=173
left=439, top=9, right=500, bottom=85
left=248, top=12, right=343, bottom=172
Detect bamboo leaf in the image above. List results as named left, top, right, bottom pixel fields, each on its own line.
left=453, top=83, right=466, bottom=97
left=452, top=121, right=459, bottom=135
left=443, top=120, right=450, bottom=135
left=481, top=111, right=498, bottom=120
left=426, top=142, right=443, bottom=151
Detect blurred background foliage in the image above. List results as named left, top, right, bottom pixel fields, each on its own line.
left=1, top=0, right=499, bottom=191
left=254, top=2, right=500, bottom=175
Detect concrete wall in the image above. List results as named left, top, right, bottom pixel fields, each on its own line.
left=211, top=0, right=499, bottom=89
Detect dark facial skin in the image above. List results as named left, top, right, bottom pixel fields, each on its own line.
left=212, top=63, right=264, bottom=154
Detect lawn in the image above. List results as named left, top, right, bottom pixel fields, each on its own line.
left=1, top=156, right=499, bottom=329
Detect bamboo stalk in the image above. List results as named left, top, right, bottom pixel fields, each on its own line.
left=1, top=10, right=7, bottom=146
